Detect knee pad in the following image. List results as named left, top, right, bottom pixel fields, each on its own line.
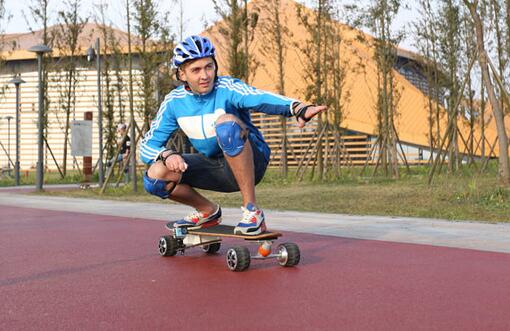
left=215, top=121, right=247, bottom=157
left=143, top=172, right=177, bottom=199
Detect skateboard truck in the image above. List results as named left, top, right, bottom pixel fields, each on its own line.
left=173, top=227, right=188, bottom=238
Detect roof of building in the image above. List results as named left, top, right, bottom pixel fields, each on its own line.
left=0, top=23, right=143, bottom=60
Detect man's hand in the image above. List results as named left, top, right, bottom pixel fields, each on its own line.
left=297, top=105, right=327, bottom=128
left=293, top=102, right=328, bottom=128
left=160, top=151, right=188, bottom=173
left=157, top=149, right=188, bottom=172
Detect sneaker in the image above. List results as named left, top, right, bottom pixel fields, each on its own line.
left=174, top=205, right=222, bottom=228
left=234, top=203, right=266, bottom=235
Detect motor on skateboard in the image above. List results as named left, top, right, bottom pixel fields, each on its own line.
left=158, top=221, right=300, bottom=272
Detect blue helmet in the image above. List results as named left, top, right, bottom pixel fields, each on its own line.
left=171, top=35, right=216, bottom=68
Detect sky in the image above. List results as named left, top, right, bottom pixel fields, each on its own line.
left=4, top=0, right=218, bottom=37
left=3, top=0, right=417, bottom=50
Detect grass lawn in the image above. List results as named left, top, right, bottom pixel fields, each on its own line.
left=26, top=164, right=510, bottom=223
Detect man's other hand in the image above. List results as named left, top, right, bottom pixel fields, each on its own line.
left=164, top=154, right=188, bottom=173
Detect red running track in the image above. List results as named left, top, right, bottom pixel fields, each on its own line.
left=1, top=205, right=510, bottom=330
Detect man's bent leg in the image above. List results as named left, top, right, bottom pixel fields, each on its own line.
left=215, top=114, right=256, bottom=206
left=215, top=114, right=266, bottom=235
left=145, top=161, right=219, bottom=226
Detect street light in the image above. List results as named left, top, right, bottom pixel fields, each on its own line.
left=5, top=115, right=13, bottom=171
left=87, top=37, right=104, bottom=186
left=8, top=76, right=25, bottom=186
left=28, top=44, right=52, bottom=191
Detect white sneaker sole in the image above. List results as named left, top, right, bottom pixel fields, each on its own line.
left=234, top=222, right=266, bottom=236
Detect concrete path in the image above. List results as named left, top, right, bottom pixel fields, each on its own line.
left=2, top=187, right=510, bottom=330
left=0, top=189, right=508, bottom=254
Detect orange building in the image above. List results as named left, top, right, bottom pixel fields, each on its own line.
left=205, top=0, right=506, bottom=166
left=0, top=0, right=507, bottom=172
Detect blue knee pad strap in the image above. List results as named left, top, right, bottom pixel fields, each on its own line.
left=215, top=121, right=247, bottom=157
left=143, top=172, right=176, bottom=199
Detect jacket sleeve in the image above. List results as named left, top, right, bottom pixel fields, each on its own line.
left=219, top=77, right=297, bottom=117
left=139, top=100, right=178, bottom=165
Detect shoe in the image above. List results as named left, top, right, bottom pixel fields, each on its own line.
left=234, top=203, right=266, bottom=235
left=173, top=205, right=222, bottom=228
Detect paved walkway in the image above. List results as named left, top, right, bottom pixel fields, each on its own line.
left=0, top=188, right=508, bottom=253
left=2, top=186, right=510, bottom=330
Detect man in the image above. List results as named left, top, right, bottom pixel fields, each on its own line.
left=117, top=123, right=131, bottom=162
left=140, top=35, right=326, bottom=235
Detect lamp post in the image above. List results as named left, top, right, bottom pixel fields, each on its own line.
left=28, top=44, right=52, bottom=191
left=5, top=115, right=13, bottom=171
left=8, top=76, right=25, bottom=186
left=87, top=37, right=104, bottom=186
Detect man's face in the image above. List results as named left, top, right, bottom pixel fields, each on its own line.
left=178, top=57, right=216, bottom=95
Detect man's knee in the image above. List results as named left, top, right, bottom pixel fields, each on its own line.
left=215, top=113, right=240, bottom=125
left=147, top=161, right=169, bottom=179
left=215, top=120, right=247, bottom=157
left=144, top=162, right=181, bottom=199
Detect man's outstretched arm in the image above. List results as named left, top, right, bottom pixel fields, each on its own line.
left=220, top=77, right=327, bottom=127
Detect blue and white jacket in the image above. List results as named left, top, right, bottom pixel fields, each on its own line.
left=140, top=76, right=296, bottom=165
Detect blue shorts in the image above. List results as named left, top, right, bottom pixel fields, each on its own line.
left=180, top=134, right=269, bottom=193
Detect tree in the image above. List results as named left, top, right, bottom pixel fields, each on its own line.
left=414, top=0, right=443, bottom=164
left=126, top=0, right=137, bottom=191
left=132, top=0, right=173, bottom=131
left=176, top=0, right=185, bottom=40
left=295, top=0, right=328, bottom=180
left=257, top=0, right=292, bottom=176
left=460, top=7, right=478, bottom=164
left=0, top=0, right=5, bottom=31
left=94, top=1, right=124, bottom=164
left=0, top=0, right=10, bottom=97
left=123, top=0, right=171, bottom=191
left=328, top=8, right=351, bottom=177
left=26, top=0, right=54, bottom=168
left=53, top=0, right=88, bottom=175
left=295, top=1, right=350, bottom=180
left=437, top=0, right=464, bottom=171
left=463, top=0, right=510, bottom=185
left=353, top=0, right=404, bottom=178
left=213, top=0, right=259, bottom=82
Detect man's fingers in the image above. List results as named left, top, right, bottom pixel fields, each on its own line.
left=170, top=161, right=187, bottom=173
left=164, top=154, right=187, bottom=173
left=306, top=105, right=327, bottom=118
left=179, top=161, right=188, bottom=172
left=317, top=105, right=328, bottom=112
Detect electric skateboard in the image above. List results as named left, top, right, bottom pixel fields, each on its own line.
left=158, top=221, right=300, bottom=272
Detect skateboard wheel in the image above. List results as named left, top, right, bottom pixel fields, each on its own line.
left=202, top=242, right=221, bottom=254
left=226, top=246, right=250, bottom=272
left=277, top=243, right=300, bottom=267
left=159, top=235, right=178, bottom=257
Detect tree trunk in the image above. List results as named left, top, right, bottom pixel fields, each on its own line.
left=274, top=0, right=287, bottom=176
left=465, top=0, right=510, bottom=185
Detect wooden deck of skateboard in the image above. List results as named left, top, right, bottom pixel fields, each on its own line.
left=166, top=222, right=281, bottom=240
